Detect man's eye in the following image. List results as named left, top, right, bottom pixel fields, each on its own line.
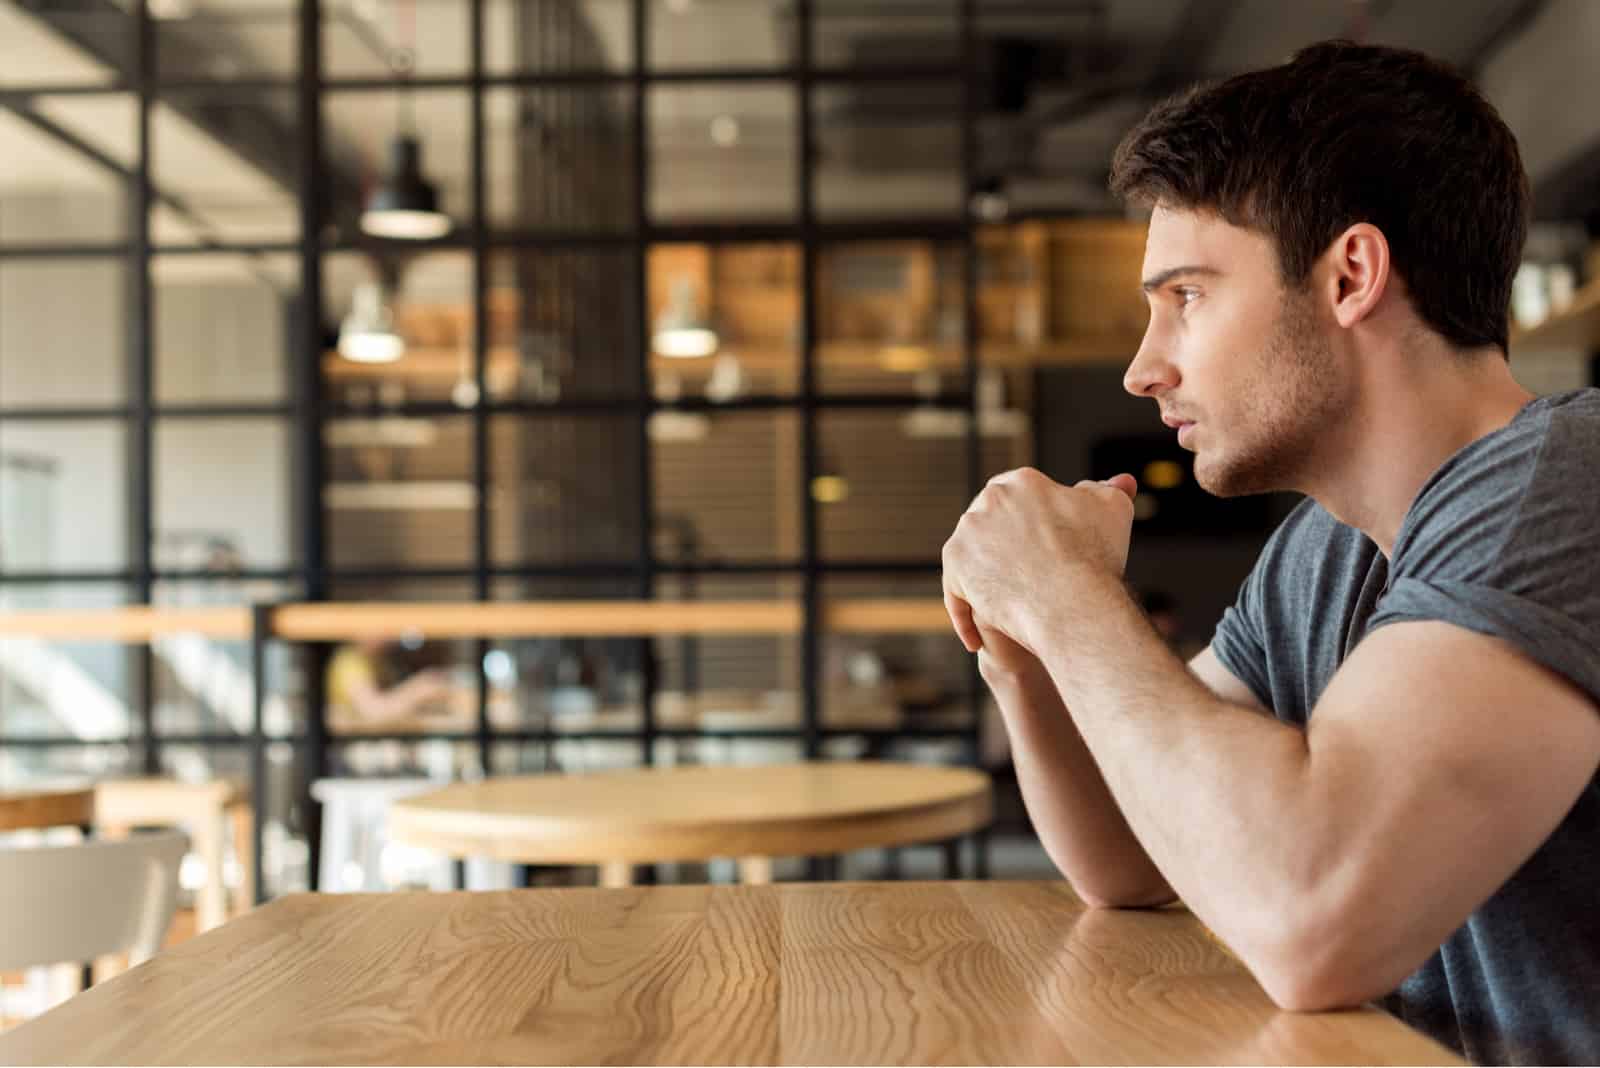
left=1175, top=287, right=1200, bottom=306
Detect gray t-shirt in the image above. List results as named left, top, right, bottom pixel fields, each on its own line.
left=1211, top=388, right=1600, bottom=1066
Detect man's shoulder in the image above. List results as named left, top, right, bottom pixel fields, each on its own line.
left=1397, top=388, right=1600, bottom=568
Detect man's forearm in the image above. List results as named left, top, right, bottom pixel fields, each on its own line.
left=984, top=657, right=1175, bottom=908
left=1021, top=567, right=1322, bottom=980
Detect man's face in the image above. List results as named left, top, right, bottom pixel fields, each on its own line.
left=1124, top=205, right=1346, bottom=497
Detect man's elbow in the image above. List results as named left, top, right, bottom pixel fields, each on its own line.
left=1248, top=921, right=1399, bottom=1013
left=1069, top=877, right=1178, bottom=911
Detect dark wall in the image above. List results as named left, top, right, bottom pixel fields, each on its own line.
left=1032, top=365, right=1299, bottom=649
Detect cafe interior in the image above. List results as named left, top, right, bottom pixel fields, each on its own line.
left=0, top=0, right=1597, bottom=1062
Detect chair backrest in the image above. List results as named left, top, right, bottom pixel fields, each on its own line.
left=0, top=828, right=188, bottom=972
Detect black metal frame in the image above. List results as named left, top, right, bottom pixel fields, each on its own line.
left=1, top=0, right=994, bottom=896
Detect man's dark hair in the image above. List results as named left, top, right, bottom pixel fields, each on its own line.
left=1109, top=40, right=1529, bottom=354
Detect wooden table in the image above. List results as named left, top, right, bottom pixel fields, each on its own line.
left=0, top=881, right=1464, bottom=1065
left=0, top=786, right=94, bottom=833
left=390, top=761, right=993, bottom=887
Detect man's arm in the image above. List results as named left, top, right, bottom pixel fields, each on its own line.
left=986, top=640, right=1267, bottom=909
left=1024, top=566, right=1600, bottom=1012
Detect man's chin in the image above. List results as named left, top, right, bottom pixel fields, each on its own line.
left=1193, top=453, right=1272, bottom=498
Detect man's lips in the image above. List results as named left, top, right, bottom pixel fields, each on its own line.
left=1161, top=413, right=1195, bottom=429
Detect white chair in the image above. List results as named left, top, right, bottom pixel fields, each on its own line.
left=0, top=829, right=188, bottom=974
left=311, top=777, right=522, bottom=893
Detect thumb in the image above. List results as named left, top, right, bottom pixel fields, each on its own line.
left=1102, top=473, right=1139, bottom=501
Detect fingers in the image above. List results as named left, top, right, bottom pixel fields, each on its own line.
left=1103, top=473, right=1139, bottom=501
left=943, top=584, right=983, bottom=653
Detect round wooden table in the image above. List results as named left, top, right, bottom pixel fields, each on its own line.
left=390, top=761, right=993, bottom=887
left=0, top=785, right=95, bottom=833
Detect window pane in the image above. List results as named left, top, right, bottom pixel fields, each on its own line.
left=490, top=413, right=642, bottom=567
left=485, top=87, right=636, bottom=235
left=651, top=573, right=801, bottom=756
left=817, top=408, right=1026, bottom=562
left=653, top=410, right=800, bottom=565
left=154, top=253, right=295, bottom=406
left=817, top=240, right=965, bottom=395
left=324, top=0, right=469, bottom=80
left=0, top=2, right=126, bottom=88
left=321, top=578, right=483, bottom=756
left=152, top=92, right=300, bottom=246
left=813, top=83, right=962, bottom=221
left=490, top=575, right=648, bottom=744
left=158, top=0, right=299, bottom=81
left=821, top=573, right=975, bottom=738
left=0, top=584, right=137, bottom=742
left=649, top=0, right=787, bottom=70
left=154, top=418, right=295, bottom=573
left=813, top=0, right=957, bottom=70
left=323, top=90, right=470, bottom=246
left=152, top=580, right=303, bottom=738
left=650, top=86, right=797, bottom=224
left=323, top=250, right=475, bottom=408
left=0, top=258, right=126, bottom=409
left=487, top=248, right=640, bottom=405
left=326, top=415, right=475, bottom=570
left=486, top=0, right=632, bottom=76
left=650, top=242, right=799, bottom=397
left=0, top=420, right=127, bottom=571
left=0, top=94, right=130, bottom=247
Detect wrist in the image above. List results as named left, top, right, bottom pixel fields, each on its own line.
left=978, top=649, right=1040, bottom=685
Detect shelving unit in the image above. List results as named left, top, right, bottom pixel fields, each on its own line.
left=321, top=220, right=1150, bottom=398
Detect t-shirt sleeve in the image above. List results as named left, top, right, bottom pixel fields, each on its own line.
left=1369, top=577, right=1600, bottom=705
left=1365, top=405, right=1600, bottom=708
left=1203, top=514, right=1280, bottom=709
left=1210, top=559, right=1274, bottom=710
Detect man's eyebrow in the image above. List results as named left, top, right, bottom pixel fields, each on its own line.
left=1140, top=265, right=1222, bottom=292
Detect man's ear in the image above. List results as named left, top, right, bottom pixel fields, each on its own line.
left=1323, top=222, right=1391, bottom=329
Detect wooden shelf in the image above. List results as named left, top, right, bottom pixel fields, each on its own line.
left=1511, top=277, right=1600, bottom=352
left=0, top=599, right=960, bottom=642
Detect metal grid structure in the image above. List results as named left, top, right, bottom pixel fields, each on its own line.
left=0, top=0, right=1001, bottom=895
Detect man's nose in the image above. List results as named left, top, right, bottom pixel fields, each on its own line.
left=1123, top=332, right=1178, bottom=398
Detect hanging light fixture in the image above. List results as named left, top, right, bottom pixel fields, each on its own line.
left=338, top=280, right=404, bottom=364
left=360, top=28, right=451, bottom=241
left=362, top=135, right=452, bottom=240
left=653, top=277, right=719, bottom=359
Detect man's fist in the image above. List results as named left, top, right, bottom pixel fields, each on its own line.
left=944, top=472, right=1139, bottom=655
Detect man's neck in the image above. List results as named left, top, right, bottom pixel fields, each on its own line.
left=1303, top=342, right=1535, bottom=558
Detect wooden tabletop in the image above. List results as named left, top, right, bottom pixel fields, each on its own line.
left=0, top=881, right=1464, bottom=1065
left=0, top=785, right=95, bottom=832
left=389, top=761, right=993, bottom=866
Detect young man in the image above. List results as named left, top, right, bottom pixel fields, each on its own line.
left=941, top=41, right=1600, bottom=1066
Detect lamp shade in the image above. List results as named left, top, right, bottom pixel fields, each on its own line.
left=360, top=134, right=452, bottom=240
left=653, top=277, right=719, bottom=358
left=338, top=281, right=404, bottom=364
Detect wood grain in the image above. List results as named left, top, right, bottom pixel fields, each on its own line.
left=0, top=787, right=95, bottom=832
left=0, top=882, right=1464, bottom=1066
left=388, top=761, right=993, bottom=865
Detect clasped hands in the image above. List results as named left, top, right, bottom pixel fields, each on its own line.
left=941, top=468, right=1139, bottom=669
